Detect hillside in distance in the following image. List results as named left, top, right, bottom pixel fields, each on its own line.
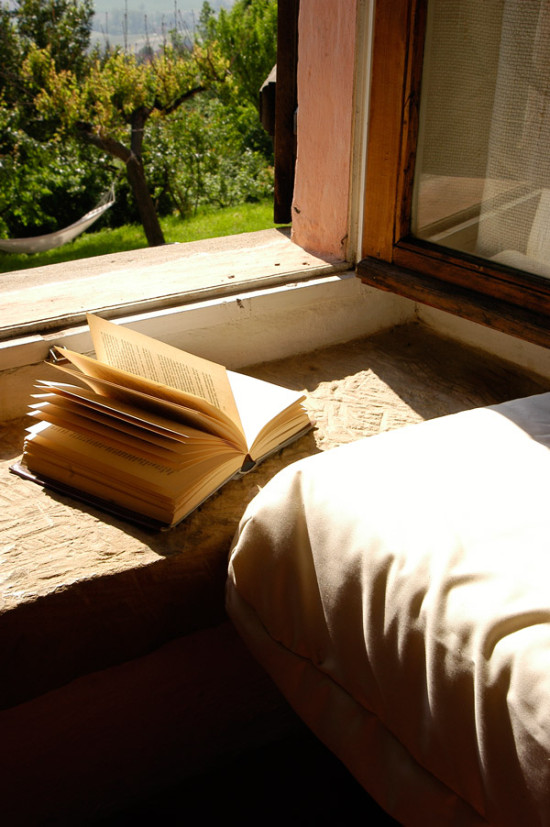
left=93, top=0, right=230, bottom=11
left=92, top=0, right=233, bottom=41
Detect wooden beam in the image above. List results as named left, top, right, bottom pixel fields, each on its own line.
left=357, top=256, right=550, bottom=350
left=362, top=0, right=419, bottom=260
left=274, top=0, right=299, bottom=224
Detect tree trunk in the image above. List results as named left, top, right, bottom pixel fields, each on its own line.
left=126, top=153, right=165, bottom=247
left=78, top=120, right=166, bottom=248
left=127, top=108, right=165, bottom=247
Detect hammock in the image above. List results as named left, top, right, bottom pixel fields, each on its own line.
left=0, top=186, right=115, bottom=254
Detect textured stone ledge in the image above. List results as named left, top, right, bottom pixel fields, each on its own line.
left=1, top=323, right=546, bottom=710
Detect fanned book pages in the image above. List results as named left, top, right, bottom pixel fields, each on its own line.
left=11, top=313, right=312, bottom=529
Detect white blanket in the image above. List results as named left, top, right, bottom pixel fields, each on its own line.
left=227, top=393, right=550, bottom=825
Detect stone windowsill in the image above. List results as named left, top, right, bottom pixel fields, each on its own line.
left=2, top=323, right=547, bottom=712
left=0, top=228, right=347, bottom=342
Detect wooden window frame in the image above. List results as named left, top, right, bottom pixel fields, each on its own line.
left=273, top=0, right=299, bottom=224
left=357, top=0, right=550, bottom=349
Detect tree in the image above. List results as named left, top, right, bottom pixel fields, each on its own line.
left=196, top=0, right=278, bottom=162
left=0, top=0, right=112, bottom=239
left=0, top=103, right=113, bottom=239
left=27, top=44, right=219, bottom=245
left=0, top=0, right=94, bottom=110
left=147, top=95, right=275, bottom=218
left=1, top=0, right=223, bottom=246
left=0, top=0, right=277, bottom=248
left=15, top=0, right=94, bottom=74
left=203, top=0, right=278, bottom=112
left=142, top=1, right=278, bottom=222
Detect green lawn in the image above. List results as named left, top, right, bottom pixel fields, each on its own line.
left=0, top=201, right=286, bottom=274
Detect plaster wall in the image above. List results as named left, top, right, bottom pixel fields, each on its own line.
left=291, top=0, right=358, bottom=259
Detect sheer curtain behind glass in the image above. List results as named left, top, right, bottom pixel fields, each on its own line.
left=413, top=0, right=550, bottom=279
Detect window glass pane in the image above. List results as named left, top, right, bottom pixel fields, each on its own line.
left=412, top=0, right=550, bottom=279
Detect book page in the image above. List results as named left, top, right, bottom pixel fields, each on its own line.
left=24, top=422, right=244, bottom=525
left=227, top=369, right=306, bottom=447
left=54, top=348, right=246, bottom=449
left=28, top=402, right=239, bottom=469
left=36, top=380, right=228, bottom=445
left=87, top=313, right=242, bottom=426
left=25, top=421, right=240, bottom=494
left=42, top=370, right=242, bottom=446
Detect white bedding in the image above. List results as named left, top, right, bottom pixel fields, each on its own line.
left=226, top=393, right=550, bottom=825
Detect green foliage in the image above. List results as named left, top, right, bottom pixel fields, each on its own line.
left=197, top=0, right=277, bottom=158
left=147, top=95, right=273, bottom=218
left=0, top=0, right=94, bottom=111
left=14, top=0, right=94, bottom=74
left=197, top=0, right=277, bottom=168
left=0, top=0, right=278, bottom=249
left=0, top=6, right=21, bottom=103
left=0, top=0, right=110, bottom=238
left=0, top=103, right=113, bottom=237
left=0, top=107, right=42, bottom=235
left=29, top=44, right=210, bottom=140
left=205, top=0, right=278, bottom=111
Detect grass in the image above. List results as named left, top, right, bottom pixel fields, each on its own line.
left=0, top=200, right=286, bottom=274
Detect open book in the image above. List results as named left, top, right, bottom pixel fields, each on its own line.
left=11, top=313, right=312, bottom=528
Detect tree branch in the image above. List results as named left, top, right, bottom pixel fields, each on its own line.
left=75, top=122, right=131, bottom=163
left=156, top=83, right=206, bottom=117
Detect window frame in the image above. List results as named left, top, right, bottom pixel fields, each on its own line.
left=357, top=0, right=550, bottom=349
